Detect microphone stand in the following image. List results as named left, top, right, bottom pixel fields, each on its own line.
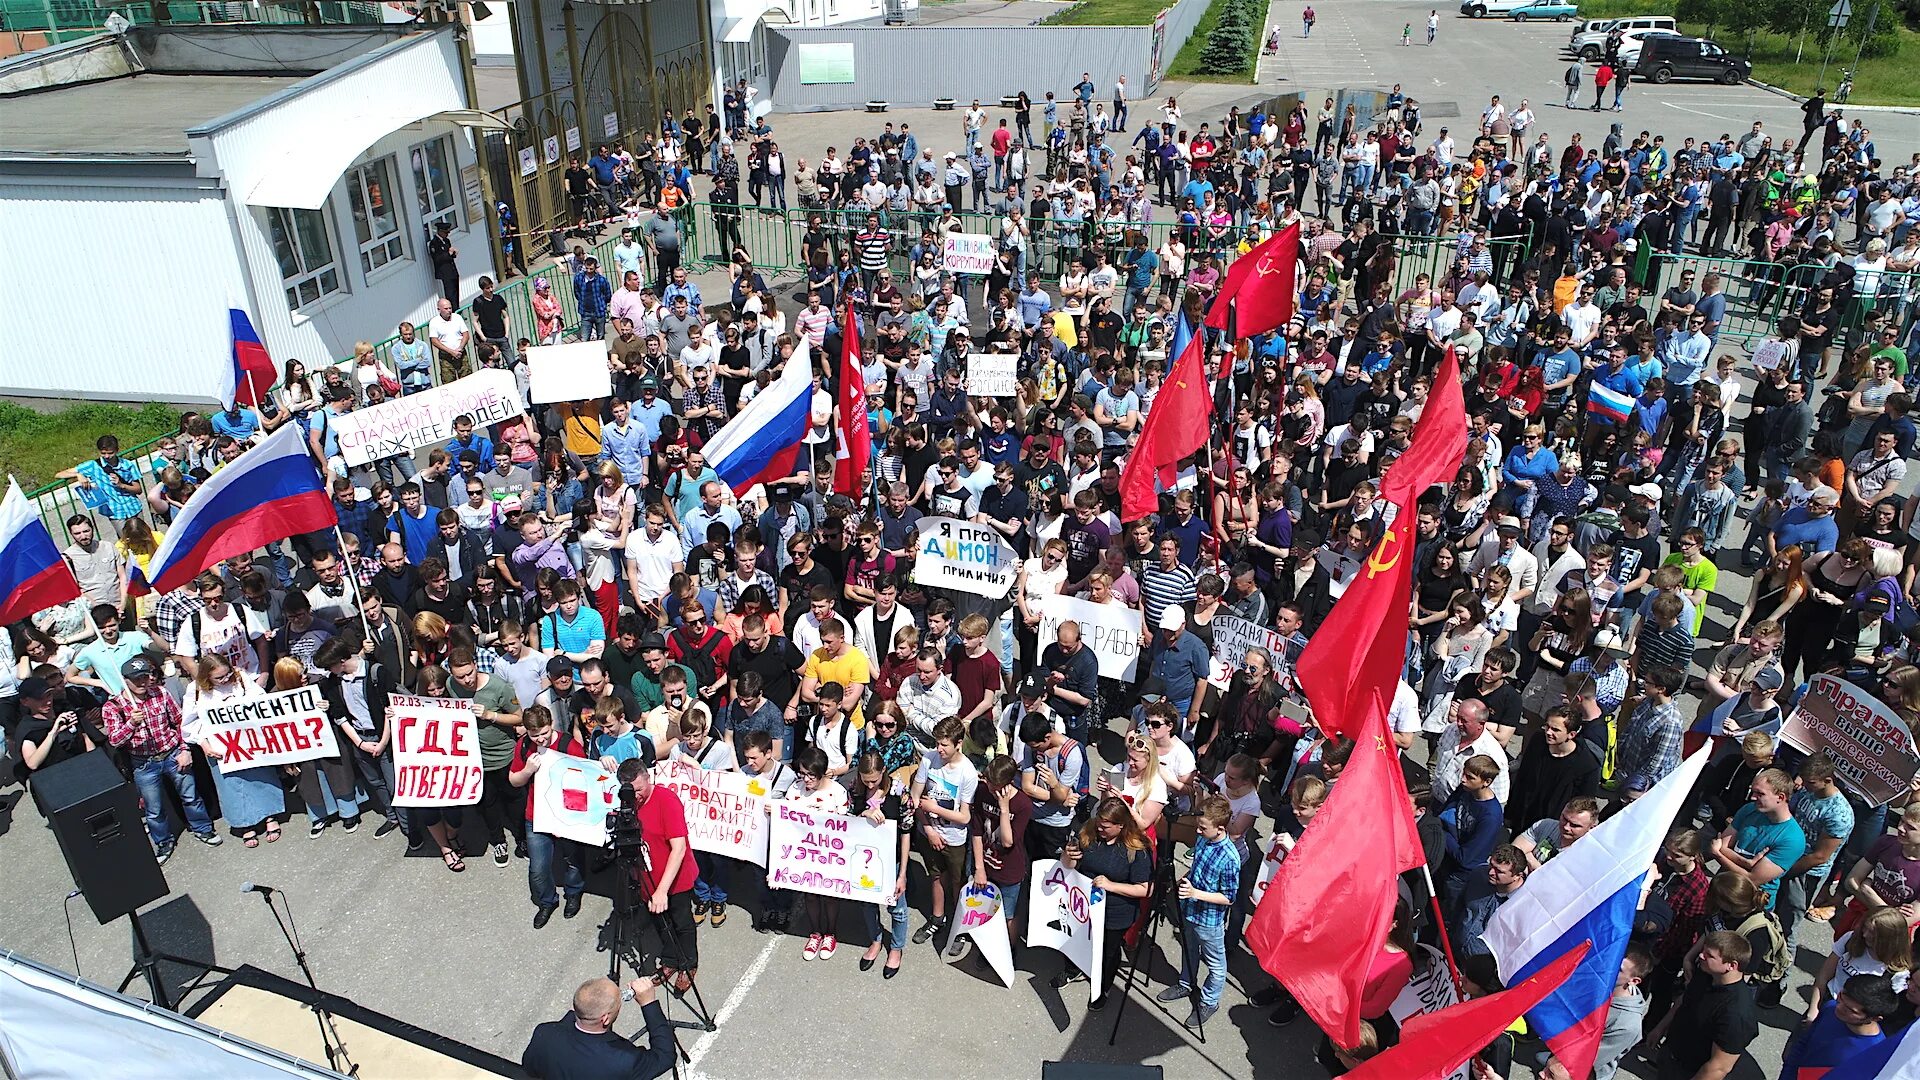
left=248, top=888, right=357, bottom=1077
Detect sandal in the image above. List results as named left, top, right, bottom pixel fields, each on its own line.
left=441, top=848, right=466, bottom=873
left=242, top=832, right=260, bottom=848
left=263, top=823, right=282, bottom=843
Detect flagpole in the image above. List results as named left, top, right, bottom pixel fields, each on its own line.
left=1419, top=862, right=1469, bottom=997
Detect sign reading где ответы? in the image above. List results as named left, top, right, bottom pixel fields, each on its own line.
left=200, top=685, right=337, bottom=774
left=911, top=516, right=1018, bottom=599
left=388, top=694, right=483, bottom=807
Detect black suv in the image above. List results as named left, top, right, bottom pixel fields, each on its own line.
left=1633, top=36, right=1751, bottom=84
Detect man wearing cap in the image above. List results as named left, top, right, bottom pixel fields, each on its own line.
left=13, top=677, right=97, bottom=795
left=1468, top=515, right=1541, bottom=607
left=103, top=656, right=220, bottom=861
left=1700, top=665, right=1787, bottom=744
left=1149, top=608, right=1211, bottom=740
left=427, top=219, right=460, bottom=305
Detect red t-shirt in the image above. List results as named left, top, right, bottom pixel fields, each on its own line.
left=991, top=127, right=1012, bottom=157
left=636, top=784, right=700, bottom=894
left=946, top=647, right=1003, bottom=720
left=509, top=734, right=586, bottom=819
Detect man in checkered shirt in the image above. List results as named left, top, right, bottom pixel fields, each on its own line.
left=100, top=655, right=220, bottom=863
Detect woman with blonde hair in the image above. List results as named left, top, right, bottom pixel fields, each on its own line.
left=182, top=654, right=283, bottom=845
left=1096, top=730, right=1166, bottom=837
left=276, top=658, right=362, bottom=837
left=411, top=610, right=450, bottom=669
left=1807, top=905, right=1913, bottom=1024
left=116, top=515, right=165, bottom=625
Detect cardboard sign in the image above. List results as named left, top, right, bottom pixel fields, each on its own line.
left=765, top=802, right=898, bottom=904
left=967, top=353, right=1017, bottom=397
left=526, top=341, right=614, bottom=405
left=1782, top=673, right=1920, bottom=805
left=912, top=516, right=1019, bottom=599
left=1028, top=859, right=1108, bottom=998
left=1388, top=944, right=1469, bottom=1080
left=952, top=883, right=1016, bottom=988
left=200, top=685, right=337, bottom=774
left=603, top=112, right=619, bottom=137
left=389, top=694, right=483, bottom=807
left=532, top=754, right=619, bottom=845
left=651, top=759, right=769, bottom=866
left=332, top=369, right=524, bottom=467
left=1035, top=593, right=1146, bottom=681
left=1209, top=614, right=1286, bottom=674
left=941, top=232, right=996, bottom=275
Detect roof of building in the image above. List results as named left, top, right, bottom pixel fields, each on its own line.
left=0, top=73, right=307, bottom=157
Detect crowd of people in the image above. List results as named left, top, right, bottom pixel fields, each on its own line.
left=13, top=52, right=1920, bottom=1077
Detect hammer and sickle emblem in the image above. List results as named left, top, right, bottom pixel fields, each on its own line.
left=1255, top=247, right=1285, bottom=277
left=1365, top=528, right=1402, bottom=578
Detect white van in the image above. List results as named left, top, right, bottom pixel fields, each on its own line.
left=1569, top=14, right=1676, bottom=58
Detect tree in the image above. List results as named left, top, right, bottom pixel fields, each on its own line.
left=1200, top=0, right=1255, bottom=74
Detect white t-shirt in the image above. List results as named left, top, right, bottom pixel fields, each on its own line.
left=916, top=751, right=980, bottom=846
left=427, top=313, right=470, bottom=354
left=671, top=736, right=738, bottom=773
left=174, top=604, right=267, bottom=675
left=624, top=528, right=683, bottom=603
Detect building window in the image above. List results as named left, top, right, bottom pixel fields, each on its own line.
left=411, top=136, right=460, bottom=232
left=347, top=157, right=405, bottom=275
left=266, top=206, right=342, bottom=308
left=751, top=29, right=766, bottom=79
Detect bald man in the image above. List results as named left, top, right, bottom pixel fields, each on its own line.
left=522, top=976, right=673, bottom=1079
left=1430, top=698, right=1510, bottom=807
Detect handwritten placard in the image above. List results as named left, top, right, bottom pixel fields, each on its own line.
left=912, top=515, right=1019, bottom=599
left=652, top=759, right=769, bottom=866
left=1028, top=859, right=1108, bottom=997
left=941, top=233, right=996, bottom=275
left=332, top=369, right=524, bottom=467
left=1035, top=593, right=1145, bottom=681
left=389, top=694, right=483, bottom=807
left=200, top=685, right=337, bottom=774
left=765, top=802, right=898, bottom=903
left=1782, top=673, right=1920, bottom=805
left=967, top=353, right=1017, bottom=397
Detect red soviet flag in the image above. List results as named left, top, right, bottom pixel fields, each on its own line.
left=1340, top=943, right=1589, bottom=1080
left=1203, top=220, right=1300, bottom=337
left=833, top=298, right=870, bottom=497
left=1117, top=329, right=1211, bottom=522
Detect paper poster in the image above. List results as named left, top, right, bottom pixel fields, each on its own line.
left=941, top=233, right=996, bottom=276
left=1782, top=673, right=1920, bottom=805
left=912, top=515, right=1019, bottom=599
left=1035, top=593, right=1145, bottom=681
left=199, top=685, right=338, bottom=774
left=543, top=135, right=561, bottom=165
left=604, top=112, right=619, bottom=137
left=651, top=759, right=769, bottom=865
left=1028, top=859, right=1107, bottom=998
left=967, top=353, right=1017, bottom=397
left=565, top=126, right=581, bottom=153
left=526, top=341, right=615, bottom=405
left=1389, top=944, right=1470, bottom=1080
left=331, top=368, right=524, bottom=467
left=1209, top=614, right=1287, bottom=675
left=532, top=754, right=619, bottom=845
left=765, top=802, right=897, bottom=904
left=952, top=883, right=1016, bottom=988
left=389, top=694, right=483, bottom=807
left=519, top=147, right=537, bottom=177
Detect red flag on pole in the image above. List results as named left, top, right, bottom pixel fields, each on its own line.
left=1117, top=329, right=1212, bottom=522
left=1340, top=942, right=1590, bottom=1080
left=1204, top=221, right=1300, bottom=336
left=833, top=299, right=870, bottom=497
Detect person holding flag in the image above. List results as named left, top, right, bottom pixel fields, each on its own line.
left=835, top=297, right=872, bottom=500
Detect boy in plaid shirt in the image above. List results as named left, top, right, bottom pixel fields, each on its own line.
left=1157, top=794, right=1241, bottom=1029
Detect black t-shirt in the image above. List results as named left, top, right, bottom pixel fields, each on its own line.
left=778, top=561, right=837, bottom=624
left=1074, top=840, right=1154, bottom=929
left=15, top=715, right=90, bottom=773
left=1614, top=531, right=1663, bottom=587
left=904, top=444, right=941, bottom=497
left=732, top=635, right=806, bottom=712
left=1452, top=678, right=1524, bottom=733
left=472, top=294, right=509, bottom=340
left=1324, top=458, right=1370, bottom=505
left=406, top=583, right=471, bottom=624
left=1664, top=977, right=1760, bottom=1077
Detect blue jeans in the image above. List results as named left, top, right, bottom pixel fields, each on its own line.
left=1179, top=919, right=1228, bottom=1007
left=864, top=891, right=910, bottom=949
left=580, top=316, right=606, bottom=340
left=694, top=850, right=730, bottom=905
left=133, top=753, right=214, bottom=847
left=528, top=830, right=584, bottom=908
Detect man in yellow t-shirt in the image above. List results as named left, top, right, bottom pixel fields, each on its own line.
left=549, top=398, right=606, bottom=461
left=800, top=618, right=871, bottom=729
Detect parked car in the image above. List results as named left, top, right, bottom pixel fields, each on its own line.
left=1509, top=0, right=1578, bottom=20
left=1461, top=0, right=1541, bottom=16
left=1569, top=14, right=1675, bottom=59
left=1633, top=35, right=1751, bottom=83
left=1615, top=27, right=1680, bottom=67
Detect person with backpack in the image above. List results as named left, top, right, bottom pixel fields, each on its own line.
left=666, top=597, right=733, bottom=715
left=315, top=636, right=407, bottom=844
left=1015, top=707, right=1089, bottom=863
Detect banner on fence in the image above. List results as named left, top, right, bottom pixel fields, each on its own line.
left=333, top=369, right=524, bottom=467
left=942, top=233, right=996, bottom=275
left=952, top=883, right=1016, bottom=988
left=200, top=685, right=337, bottom=774
left=1782, top=673, right=1920, bottom=805
left=764, top=802, right=897, bottom=904
left=1027, top=859, right=1107, bottom=998
left=1035, top=593, right=1145, bottom=681
left=526, top=342, right=614, bottom=405
left=532, top=754, right=619, bottom=845
left=967, top=354, right=1017, bottom=397
left=912, top=516, right=1019, bottom=599
left=389, top=694, right=483, bottom=807
left=652, top=759, right=770, bottom=865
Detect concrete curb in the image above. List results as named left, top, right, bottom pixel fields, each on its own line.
left=1747, top=76, right=1920, bottom=115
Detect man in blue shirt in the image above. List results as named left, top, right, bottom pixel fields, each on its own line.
left=600, top=398, right=652, bottom=488
left=1149, top=607, right=1211, bottom=735
left=210, top=405, right=260, bottom=443
left=386, top=483, right=438, bottom=565
left=1657, top=314, right=1713, bottom=396
left=587, top=146, right=617, bottom=216
left=445, top=414, right=495, bottom=473
left=1769, top=492, right=1840, bottom=555
left=629, top=379, right=673, bottom=446
left=1122, top=238, right=1159, bottom=316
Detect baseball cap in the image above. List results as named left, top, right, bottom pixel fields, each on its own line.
left=1750, top=666, right=1785, bottom=692
left=546, top=655, right=575, bottom=679
left=121, top=656, right=158, bottom=681
left=17, top=676, right=50, bottom=700
left=638, top=377, right=660, bottom=392
left=1158, top=607, right=1185, bottom=630
left=1627, top=482, right=1663, bottom=503
left=1017, top=673, right=1048, bottom=700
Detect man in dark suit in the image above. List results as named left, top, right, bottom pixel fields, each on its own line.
left=522, top=976, right=674, bottom=1080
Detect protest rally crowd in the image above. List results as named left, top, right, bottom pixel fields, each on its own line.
left=15, top=43, right=1920, bottom=1079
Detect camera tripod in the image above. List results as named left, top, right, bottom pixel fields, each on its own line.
left=1106, top=855, right=1208, bottom=1045
left=599, top=804, right=715, bottom=1080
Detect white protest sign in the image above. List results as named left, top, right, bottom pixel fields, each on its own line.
left=1248, top=835, right=1289, bottom=908
left=1028, top=859, right=1107, bottom=998
left=942, top=232, right=996, bottom=275
left=1035, top=593, right=1146, bottom=681
left=332, top=368, right=524, bottom=467
left=967, top=353, right=1017, bottom=397
left=765, top=801, right=898, bottom=904
left=1388, top=944, right=1469, bottom=1080
left=1210, top=614, right=1286, bottom=674
left=952, top=882, right=1016, bottom=988
left=912, top=515, right=1019, bottom=599
left=200, top=685, right=337, bottom=774
left=603, top=112, right=619, bottom=137
left=652, top=759, right=769, bottom=866
left=532, top=754, right=619, bottom=845
left=526, top=341, right=615, bottom=405
left=389, top=694, right=483, bottom=807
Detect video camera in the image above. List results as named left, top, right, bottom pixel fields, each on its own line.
left=606, top=781, right=648, bottom=863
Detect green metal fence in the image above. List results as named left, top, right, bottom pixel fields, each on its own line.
left=1, top=1, right=385, bottom=44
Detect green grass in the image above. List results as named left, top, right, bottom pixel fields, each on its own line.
left=1043, top=0, right=1165, bottom=25
left=1168, top=0, right=1273, bottom=81
left=0, top=401, right=175, bottom=492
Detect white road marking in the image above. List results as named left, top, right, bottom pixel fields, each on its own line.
left=1662, top=101, right=1741, bottom=120
left=684, top=934, right=781, bottom=1079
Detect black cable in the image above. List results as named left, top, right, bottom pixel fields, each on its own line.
left=62, top=890, right=82, bottom=977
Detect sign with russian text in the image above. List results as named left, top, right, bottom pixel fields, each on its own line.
left=1209, top=614, right=1286, bottom=674
left=1028, top=859, right=1108, bottom=998
left=941, top=232, right=996, bottom=276
left=333, top=368, right=524, bottom=467
left=652, top=759, right=769, bottom=866
left=201, top=685, right=337, bottom=774
left=533, top=754, right=619, bottom=845
left=1035, top=593, right=1145, bottom=681
left=1782, top=673, right=1920, bottom=805
left=967, top=353, right=1017, bottom=397
left=765, top=802, right=897, bottom=904
left=952, top=883, right=1016, bottom=988
left=526, top=341, right=614, bottom=405
left=912, top=516, right=1018, bottom=599
left=1388, top=944, right=1470, bottom=1080
left=389, top=694, right=483, bottom=807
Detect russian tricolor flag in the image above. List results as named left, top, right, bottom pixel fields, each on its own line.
left=129, top=423, right=336, bottom=597
left=701, top=352, right=816, bottom=497
left=225, top=308, right=276, bottom=409
left=0, top=479, right=83, bottom=626
left=1586, top=381, right=1636, bottom=427
left=1484, top=748, right=1712, bottom=1080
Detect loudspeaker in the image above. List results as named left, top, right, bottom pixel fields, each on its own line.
left=34, top=751, right=169, bottom=925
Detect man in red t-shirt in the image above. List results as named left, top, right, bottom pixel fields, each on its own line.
left=945, top=612, right=1005, bottom=729
left=668, top=599, right=734, bottom=713
left=509, top=709, right=590, bottom=927
left=617, top=759, right=700, bottom=989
